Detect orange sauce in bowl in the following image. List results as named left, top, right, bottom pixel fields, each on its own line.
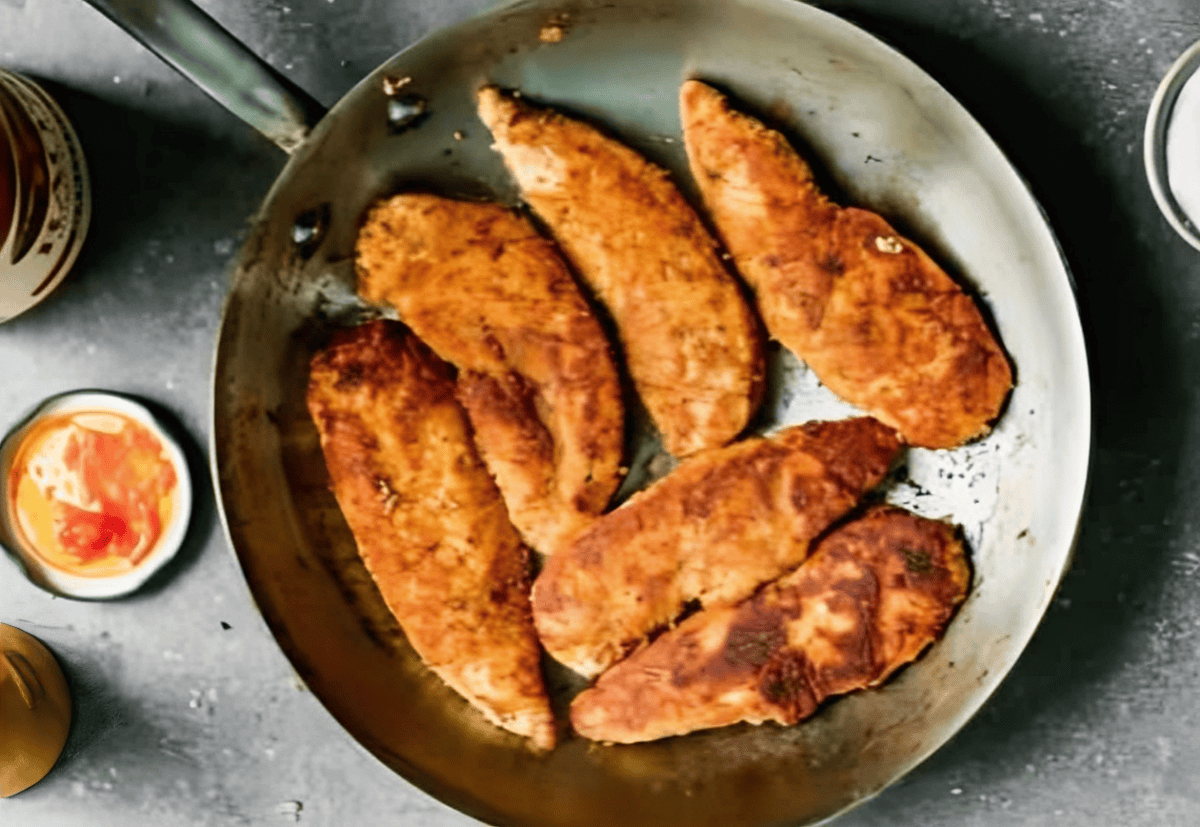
left=4, top=410, right=179, bottom=578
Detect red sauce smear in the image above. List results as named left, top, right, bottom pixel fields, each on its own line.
left=55, top=424, right=175, bottom=562
left=8, top=411, right=179, bottom=574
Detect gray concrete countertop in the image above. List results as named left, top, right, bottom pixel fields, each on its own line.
left=1, top=0, right=1198, bottom=825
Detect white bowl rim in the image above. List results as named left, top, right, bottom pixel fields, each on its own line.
left=1144, top=38, right=1200, bottom=253
left=0, top=390, right=193, bottom=600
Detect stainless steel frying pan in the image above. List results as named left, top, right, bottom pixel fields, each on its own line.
left=86, top=1, right=1092, bottom=824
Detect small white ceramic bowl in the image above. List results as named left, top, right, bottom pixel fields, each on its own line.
left=0, top=391, right=193, bottom=600
left=1145, top=39, right=1200, bottom=252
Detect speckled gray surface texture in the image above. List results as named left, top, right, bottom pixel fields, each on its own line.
left=1, top=0, right=1199, bottom=825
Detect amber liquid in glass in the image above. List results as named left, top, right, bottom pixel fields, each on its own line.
left=0, top=123, right=14, bottom=248
left=0, top=69, right=90, bottom=322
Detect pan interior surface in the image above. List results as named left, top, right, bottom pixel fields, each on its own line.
left=211, top=1, right=1090, bottom=825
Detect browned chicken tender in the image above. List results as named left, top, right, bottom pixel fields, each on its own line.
left=476, top=85, right=764, bottom=458
left=532, top=417, right=901, bottom=679
left=680, top=80, right=1013, bottom=449
left=571, top=505, right=970, bottom=743
left=306, top=320, right=555, bottom=750
left=357, top=194, right=624, bottom=555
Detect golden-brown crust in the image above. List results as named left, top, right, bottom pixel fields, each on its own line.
left=532, top=417, right=901, bottom=679
left=570, top=505, right=971, bottom=743
left=476, top=85, right=765, bottom=457
left=306, top=320, right=555, bottom=750
left=356, top=194, right=624, bottom=554
left=680, top=79, right=1013, bottom=449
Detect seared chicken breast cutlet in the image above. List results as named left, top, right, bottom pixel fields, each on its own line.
left=571, top=506, right=971, bottom=743
left=532, top=417, right=901, bottom=679
left=476, top=85, right=764, bottom=458
left=307, top=320, right=555, bottom=750
left=680, top=80, right=1012, bottom=449
left=357, top=194, right=625, bottom=555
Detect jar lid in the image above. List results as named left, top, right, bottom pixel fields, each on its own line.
left=0, top=391, right=193, bottom=600
left=0, top=623, right=71, bottom=798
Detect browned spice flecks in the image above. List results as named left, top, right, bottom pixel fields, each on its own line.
left=532, top=417, right=901, bottom=679
left=357, top=194, right=625, bottom=556
left=307, top=320, right=555, bottom=750
left=477, top=84, right=765, bottom=458
left=680, top=79, right=1013, bottom=449
left=570, top=505, right=971, bottom=743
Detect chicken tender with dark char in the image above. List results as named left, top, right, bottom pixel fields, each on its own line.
left=532, top=417, right=901, bottom=679
left=680, top=79, right=1012, bottom=449
left=571, top=505, right=971, bottom=743
left=306, top=320, right=555, bottom=750
left=476, top=85, right=765, bottom=458
left=357, top=194, right=625, bottom=555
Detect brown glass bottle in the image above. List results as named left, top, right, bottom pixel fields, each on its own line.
left=0, top=69, right=90, bottom=322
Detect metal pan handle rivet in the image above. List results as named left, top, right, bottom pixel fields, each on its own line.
left=387, top=95, right=429, bottom=133
left=291, top=204, right=330, bottom=258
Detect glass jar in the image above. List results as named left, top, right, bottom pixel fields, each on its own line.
left=0, top=69, right=91, bottom=322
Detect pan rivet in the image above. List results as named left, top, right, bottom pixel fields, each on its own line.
left=387, top=95, right=428, bottom=133
left=292, top=204, right=330, bottom=259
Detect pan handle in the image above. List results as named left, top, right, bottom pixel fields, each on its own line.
left=82, top=0, right=326, bottom=154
